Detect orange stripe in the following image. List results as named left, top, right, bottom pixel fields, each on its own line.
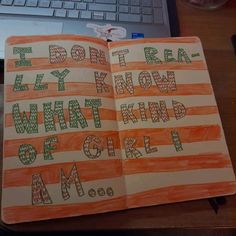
left=3, top=181, right=236, bottom=224
left=6, top=58, right=110, bottom=72
left=5, top=108, right=116, bottom=128
left=4, top=131, right=120, bottom=158
left=123, top=153, right=231, bottom=175
left=119, top=125, right=221, bottom=148
left=4, top=153, right=230, bottom=188
left=186, top=105, right=218, bottom=116
left=116, top=106, right=218, bottom=121
left=5, top=82, right=114, bottom=102
left=108, top=37, right=200, bottom=49
left=5, top=106, right=218, bottom=128
left=114, top=83, right=213, bottom=99
left=2, top=196, right=126, bottom=224
left=127, top=181, right=236, bottom=208
left=4, top=126, right=220, bottom=158
left=3, top=160, right=123, bottom=188
left=111, top=61, right=207, bottom=73
left=7, top=34, right=108, bottom=46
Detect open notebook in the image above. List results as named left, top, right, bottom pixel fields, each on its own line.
left=2, top=35, right=236, bottom=224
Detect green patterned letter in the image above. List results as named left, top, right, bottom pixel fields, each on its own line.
left=43, top=101, right=67, bottom=132
left=34, top=74, right=48, bottom=90
left=171, top=130, right=183, bottom=152
left=50, top=69, right=70, bottom=91
left=144, top=47, right=162, bottom=64
left=44, top=136, right=58, bottom=160
left=13, top=47, right=32, bottom=67
left=164, top=49, right=177, bottom=62
left=19, top=144, right=37, bottom=165
left=12, top=103, right=38, bottom=134
left=85, top=99, right=102, bottom=128
left=69, top=100, right=88, bottom=129
left=13, top=74, right=29, bottom=91
left=178, top=48, right=191, bottom=64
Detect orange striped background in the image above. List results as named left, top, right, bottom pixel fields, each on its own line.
left=123, top=153, right=231, bottom=175
left=3, top=181, right=235, bottom=224
left=7, top=34, right=108, bottom=46
left=116, top=105, right=218, bottom=121
left=114, top=83, right=213, bottom=99
left=4, top=131, right=120, bottom=158
left=5, top=107, right=116, bottom=127
left=108, top=36, right=200, bottom=49
left=6, top=58, right=110, bottom=72
left=119, top=125, right=221, bottom=147
left=3, top=196, right=127, bottom=224
left=4, top=105, right=218, bottom=128
left=111, top=61, right=207, bottom=73
left=127, top=181, right=236, bottom=208
left=3, top=35, right=235, bottom=224
left=3, top=153, right=231, bottom=188
left=5, top=82, right=114, bottom=102
left=4, top=125, right=221, bottom=158
left=3, top=159, right=123, bottom=188
left=5, top=82, right=214, bottom=102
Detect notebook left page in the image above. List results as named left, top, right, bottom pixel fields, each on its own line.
left=2, top=35, right=126, bottom=224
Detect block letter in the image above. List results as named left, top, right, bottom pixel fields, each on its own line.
left=138, top=102, right=147, bottom=121
left=138, top=71, right=152, bottom=90
left=13, top=47, right=32, bottom=67
left=85, top=99, right=102, bottom=128
left=34, top=73, right=48, bottom=90
left=61, top=163, right=84, bottom=200
left=69, top=100, right=88, bottom=129
left=171, top=130, right=183, bottom=152
left=13, top=74, right=29, bottom=91
left=83, top=135, right=102, bottom=159
left=114, top=72, right=134, bottom=95
left=144, top=47, right=162, bottom=64
left=120, top=103, right=138, bottom=124
left=12, top=103, right=38, bottom=134
left=43, top=101, right=67, bottom=132
left=49, top=45, right=67, bottom=64
left=107, top=137, right=115, bottom=157
left=71, top=45, right=85, bottom=62
left=172, top=100, right=186, bottom=120
left=44, top=136, right=58, bottom=160
left=178, top=48, right=191, bottom=64
left=95, top=72, right=109, bottom=93
left=148, top=101, right=169, bottom=122
left=32, top=173, right=52, bottom=205
left=19, top=144, right=37, bottom=165
left=50, top=69, right=70, bottom=91
left=164, top=49, right=177, bottom=62
left=144, top=136, right=158, bottom=154
left=152, top=71, right=176, bottom=93
left=124, top=137, right=142, bottom=159
left=89, top=47, right=107, bottom=65
left=112, top=49, right=129, bottom=67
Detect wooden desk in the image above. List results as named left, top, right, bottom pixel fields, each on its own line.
left=1, top=0, right=236, bottom=234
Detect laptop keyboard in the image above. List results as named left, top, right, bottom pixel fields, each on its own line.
left=0, top=0, right=164, bottom=24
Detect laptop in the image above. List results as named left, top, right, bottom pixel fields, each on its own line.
left=0, top=0, right=179, bottom=58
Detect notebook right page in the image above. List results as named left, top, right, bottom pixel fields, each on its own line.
left=108, top=37, right=236, bottom=208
